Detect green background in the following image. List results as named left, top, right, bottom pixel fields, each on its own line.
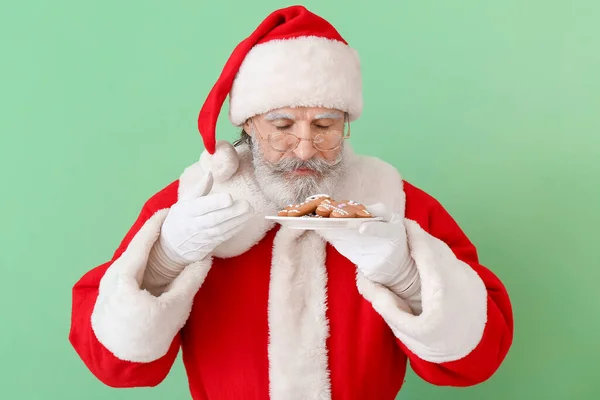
left=1, top=0, right=598, bottom=399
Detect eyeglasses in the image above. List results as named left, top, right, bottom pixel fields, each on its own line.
left=250, top=113, right=351, bottom=153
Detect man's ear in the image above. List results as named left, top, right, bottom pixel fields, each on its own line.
left=243, top=119, right=253, bottom=135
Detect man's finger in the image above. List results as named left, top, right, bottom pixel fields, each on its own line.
left=358, top=221, right=395, bottom=238
left=365, top=203, right=393, bottom=221
left=179, top=171, right=214, bottom=201
left=189, top=192, right=234, bottom=216
left=197, top=199, right=254, bottom=228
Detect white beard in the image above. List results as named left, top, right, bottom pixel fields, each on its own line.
left=250, top=140, right=348, bottom=209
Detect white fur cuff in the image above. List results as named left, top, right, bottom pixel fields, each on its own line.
left=358, top=219, right=488, bottom=363
left=90, top=209, right=211, bottom=363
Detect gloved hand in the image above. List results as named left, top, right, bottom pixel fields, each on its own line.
left=160, top=171, right=254, bottom=264
left=317, top=203, right=420, bottom=297
left=143, top=171, right=254, bottom=294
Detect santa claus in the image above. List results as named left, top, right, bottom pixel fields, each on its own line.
left=69, top=5, right=514, bottom=400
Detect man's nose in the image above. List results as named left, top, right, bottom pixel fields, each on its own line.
left=292, top=125, right=318, bottom=161
left=293, top=139, right=318, bottom=161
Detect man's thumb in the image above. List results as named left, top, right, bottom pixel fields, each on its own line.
left=180, top=171, right=214, bottom=201
left=365, top=203, right=393, bottom=221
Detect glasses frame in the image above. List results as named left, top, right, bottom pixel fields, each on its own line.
left=250, top=112, right=351, bottom=153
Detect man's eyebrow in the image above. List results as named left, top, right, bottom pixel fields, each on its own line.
left=265, top=112, right=295, bottom=121
left=314, top=111, right=344, bottom=120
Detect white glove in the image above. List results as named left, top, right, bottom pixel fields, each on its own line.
left=143, top=171, right=254, bottom=293
left=318, top=203, right=421, bottom=299
left=161, top=171, right=254, bottom=263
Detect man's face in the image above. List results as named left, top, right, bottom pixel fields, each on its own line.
left=243, top=107, right=348, bottom=208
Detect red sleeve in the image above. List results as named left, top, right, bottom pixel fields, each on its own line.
left=402, top=183, right=514, bottom=386
left=68, top=181, right=181, bottom=388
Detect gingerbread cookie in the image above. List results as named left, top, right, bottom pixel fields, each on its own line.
left=277, top=194, right=331, bottom=217
left=346, top=200, right=372, bottom=218
left=315, top=199, right=338, bottom=217
left=276, top=194, right=372, bottom=219
left=316, top=199, right=372, bottom=218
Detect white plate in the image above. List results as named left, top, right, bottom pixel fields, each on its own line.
left=265, top=215, right=383, bottom=230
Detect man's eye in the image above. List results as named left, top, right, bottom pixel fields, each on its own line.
left=275, top=125, right=292, bottom=130
left=315, top=125, right=330, bottom=129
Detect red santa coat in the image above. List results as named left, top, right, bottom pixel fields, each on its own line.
left=69, top=143, right=514, bottom=399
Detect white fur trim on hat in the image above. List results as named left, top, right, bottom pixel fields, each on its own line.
left=199, top=140, right=240, bottom=183
left=228, top=36, right=363, bottom=125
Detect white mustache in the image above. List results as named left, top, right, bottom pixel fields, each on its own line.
left=267, top=154, right=343, bottom=175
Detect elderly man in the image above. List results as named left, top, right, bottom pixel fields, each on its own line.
left=69, top=5, right=513, bottom=400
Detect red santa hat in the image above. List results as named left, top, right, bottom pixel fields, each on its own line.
left=196, top=5, right=362, bottom=182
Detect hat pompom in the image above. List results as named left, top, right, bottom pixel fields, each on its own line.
left=200, top=140, right=239, bottom=183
